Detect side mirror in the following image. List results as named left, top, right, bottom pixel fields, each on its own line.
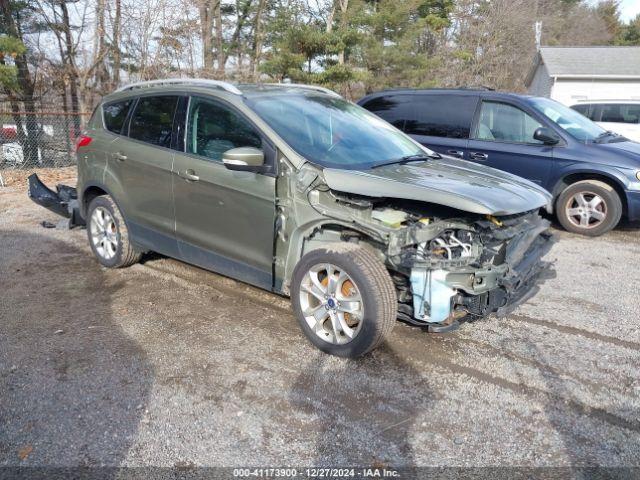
left=533, top=127, right=560, bottom=145
left=222, top=147, right=265, bottom=171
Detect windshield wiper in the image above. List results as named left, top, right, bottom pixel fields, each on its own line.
left=372, top=153, right=438, bottom=169
left=593, top=130, right=618, bottom=143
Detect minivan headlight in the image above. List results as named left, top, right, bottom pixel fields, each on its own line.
left=636, top=170, right=640, bottom=182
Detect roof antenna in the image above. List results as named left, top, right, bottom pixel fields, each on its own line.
left=535, top=21, right=542, bottom=51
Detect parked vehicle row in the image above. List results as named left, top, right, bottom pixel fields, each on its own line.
left=30, top=80, right=640, bottom=358
left=359, top=89, right=640, bottom=236
left=571, top=100, right=640, bottom=143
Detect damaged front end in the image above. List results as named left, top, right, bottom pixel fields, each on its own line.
left=285, top=162, right=555, bottom=333
left=386, top=208, right=554, bottom=331
left=27, top=174, right=85, bottom=228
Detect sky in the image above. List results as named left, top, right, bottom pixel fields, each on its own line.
left=618, top=0, right=640, bottom=22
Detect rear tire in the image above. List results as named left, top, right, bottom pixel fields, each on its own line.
left=87, top=195, right=141, bottom=268
left=556, top=180, right=622, bottom=236
left=290, top=243, right=397, bottom=358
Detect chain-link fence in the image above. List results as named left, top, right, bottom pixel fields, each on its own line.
left=0, top=105, right=91, bottom=171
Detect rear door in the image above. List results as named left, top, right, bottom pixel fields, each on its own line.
left=467, top=100, right=554, bottom=187
left=108, top=94, right=181, bottom=256
left=172, top=95, right=276, bottom=289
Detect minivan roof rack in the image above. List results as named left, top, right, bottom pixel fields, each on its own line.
left=115, top=78, right=243, bottom=95
left=263, top=83, right=341, bottom=97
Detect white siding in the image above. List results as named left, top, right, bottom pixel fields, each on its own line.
left=551, top=79, right=640, bottom=106
left=527, top=64, right=554, bottom=98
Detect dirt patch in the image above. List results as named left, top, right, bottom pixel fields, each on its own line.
left=0, top=166, right=77, bottom=189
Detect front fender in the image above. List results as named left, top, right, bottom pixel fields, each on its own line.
left=550, top=164, right=631, bottom=197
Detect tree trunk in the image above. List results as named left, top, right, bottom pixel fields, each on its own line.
left=251, top=0, right=267, bottom=80
left=338, top=0, right=348, bottom=65
left=214, top=0, right=226, bottom=77
left=113, top=0, right=122, bottom=87
left=199, top=0, right=215, bottom=72
left=94, top=0, right=107, bottom=90
left=59, top=1, right=81, bottom=136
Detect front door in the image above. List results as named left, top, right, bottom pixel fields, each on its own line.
left=108, top=94, right=180, bottom=256
left=467, top=100, right=555, bottom=187
left=172, top=96, right=276, bottom=289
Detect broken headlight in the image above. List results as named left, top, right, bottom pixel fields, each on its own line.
left=417, top=230, right=475, bottom=261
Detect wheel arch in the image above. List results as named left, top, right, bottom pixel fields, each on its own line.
left=552, top=170, right=628, bottom=217
left=282, top=219, right=387, bottom=294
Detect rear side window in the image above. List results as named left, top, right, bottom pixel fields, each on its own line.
left=361, top=95, right=413, bottom=131
left=128, top=96, right=179, bottom=148
left=103, top=100, right=133, bottom=134
left=405, top=95, right=477, bottom=139
left=600, top=104, right=640, bottom=124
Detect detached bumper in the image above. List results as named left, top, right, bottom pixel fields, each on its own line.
left=27, top=174, right=85, bottom=228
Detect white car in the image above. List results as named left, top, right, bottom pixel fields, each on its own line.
left=571, top=101, right=640, bottom=142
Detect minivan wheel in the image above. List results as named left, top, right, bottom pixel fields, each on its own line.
left=556, top=180, right=622, bottom=236
left=290, top=244, right=396, bottom=358
left=87, top=195, right=141, bottom=268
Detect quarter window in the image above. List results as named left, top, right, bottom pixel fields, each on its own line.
left=187, top=97, right=262, bottom=162
left=103, top=99, right=133, bottom=134
left=405, top=95, right=477, bottom=139
left=361, top=95, right=413, bottom=131
left=475, top=101, right=544, bottom=144
left=128, top=96, right=179, bottom=148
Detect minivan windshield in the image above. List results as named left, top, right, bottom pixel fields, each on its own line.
left=245, top=94, right=431, bottom=169
left=530, top=97, right=606, bottom=142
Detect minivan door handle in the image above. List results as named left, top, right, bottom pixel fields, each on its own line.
left=446, top=150, right=464, bottom=158
left=469, top=152, right=488, bottom=161
left=178, top=169, right=200, bottom=182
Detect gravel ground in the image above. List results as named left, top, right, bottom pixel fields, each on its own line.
left=1, top=181, right=639, bottom=470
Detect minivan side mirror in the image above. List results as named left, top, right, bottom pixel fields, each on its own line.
left=533, top=127, right=561, bottom=145
left=222, top=147, right=265, bottom=171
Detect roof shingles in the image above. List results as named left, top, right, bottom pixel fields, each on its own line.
left=539, top=46, right=640, bottom=77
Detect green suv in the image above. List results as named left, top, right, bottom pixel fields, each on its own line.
left=31, top=79, right=554, bottom=357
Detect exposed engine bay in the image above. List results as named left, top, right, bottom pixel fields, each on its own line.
left=289, top=165, right=555, bottom=332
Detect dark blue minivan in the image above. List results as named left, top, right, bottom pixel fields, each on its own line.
left=358, top=89, right=640, bottom=236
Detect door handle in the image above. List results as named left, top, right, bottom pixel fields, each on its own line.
left=470, top=152, right=488, bottom=161
left=115, top=152, right=127, bottom=161
left=178, top=169, right=200, bottom=182
left=446, top=150, right=464, bottom=158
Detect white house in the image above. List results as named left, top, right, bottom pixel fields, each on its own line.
left=525, top=46, right=640, bottom=106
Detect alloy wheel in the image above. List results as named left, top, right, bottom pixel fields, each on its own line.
left=90, top=206, right=118, bottom=260
left=298, top=263, right=364, bottom=345
left=565, top=191, right=607, bottom=230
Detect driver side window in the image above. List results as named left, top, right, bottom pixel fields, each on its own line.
left=476, top=101, right=544, bottom=144
left=187, top=97, right=262, bottom=162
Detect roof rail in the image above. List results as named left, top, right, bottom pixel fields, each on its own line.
left=264, top=83, right=341, bottom=98
left=115, top=78, right=242, bottom=95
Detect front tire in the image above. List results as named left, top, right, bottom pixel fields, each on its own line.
left=87, top=195, right=141, bottom=268
left=556, top=180, right=622, bottom=236
left=290, top=244, right=397, bottom=358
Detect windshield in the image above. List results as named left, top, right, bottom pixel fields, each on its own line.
left=529, top=97, right=605, bottom=142
left=245, top=94, right=429, bottom=169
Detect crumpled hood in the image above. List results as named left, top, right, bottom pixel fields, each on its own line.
left=323, top=157, right=552, bottom=216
